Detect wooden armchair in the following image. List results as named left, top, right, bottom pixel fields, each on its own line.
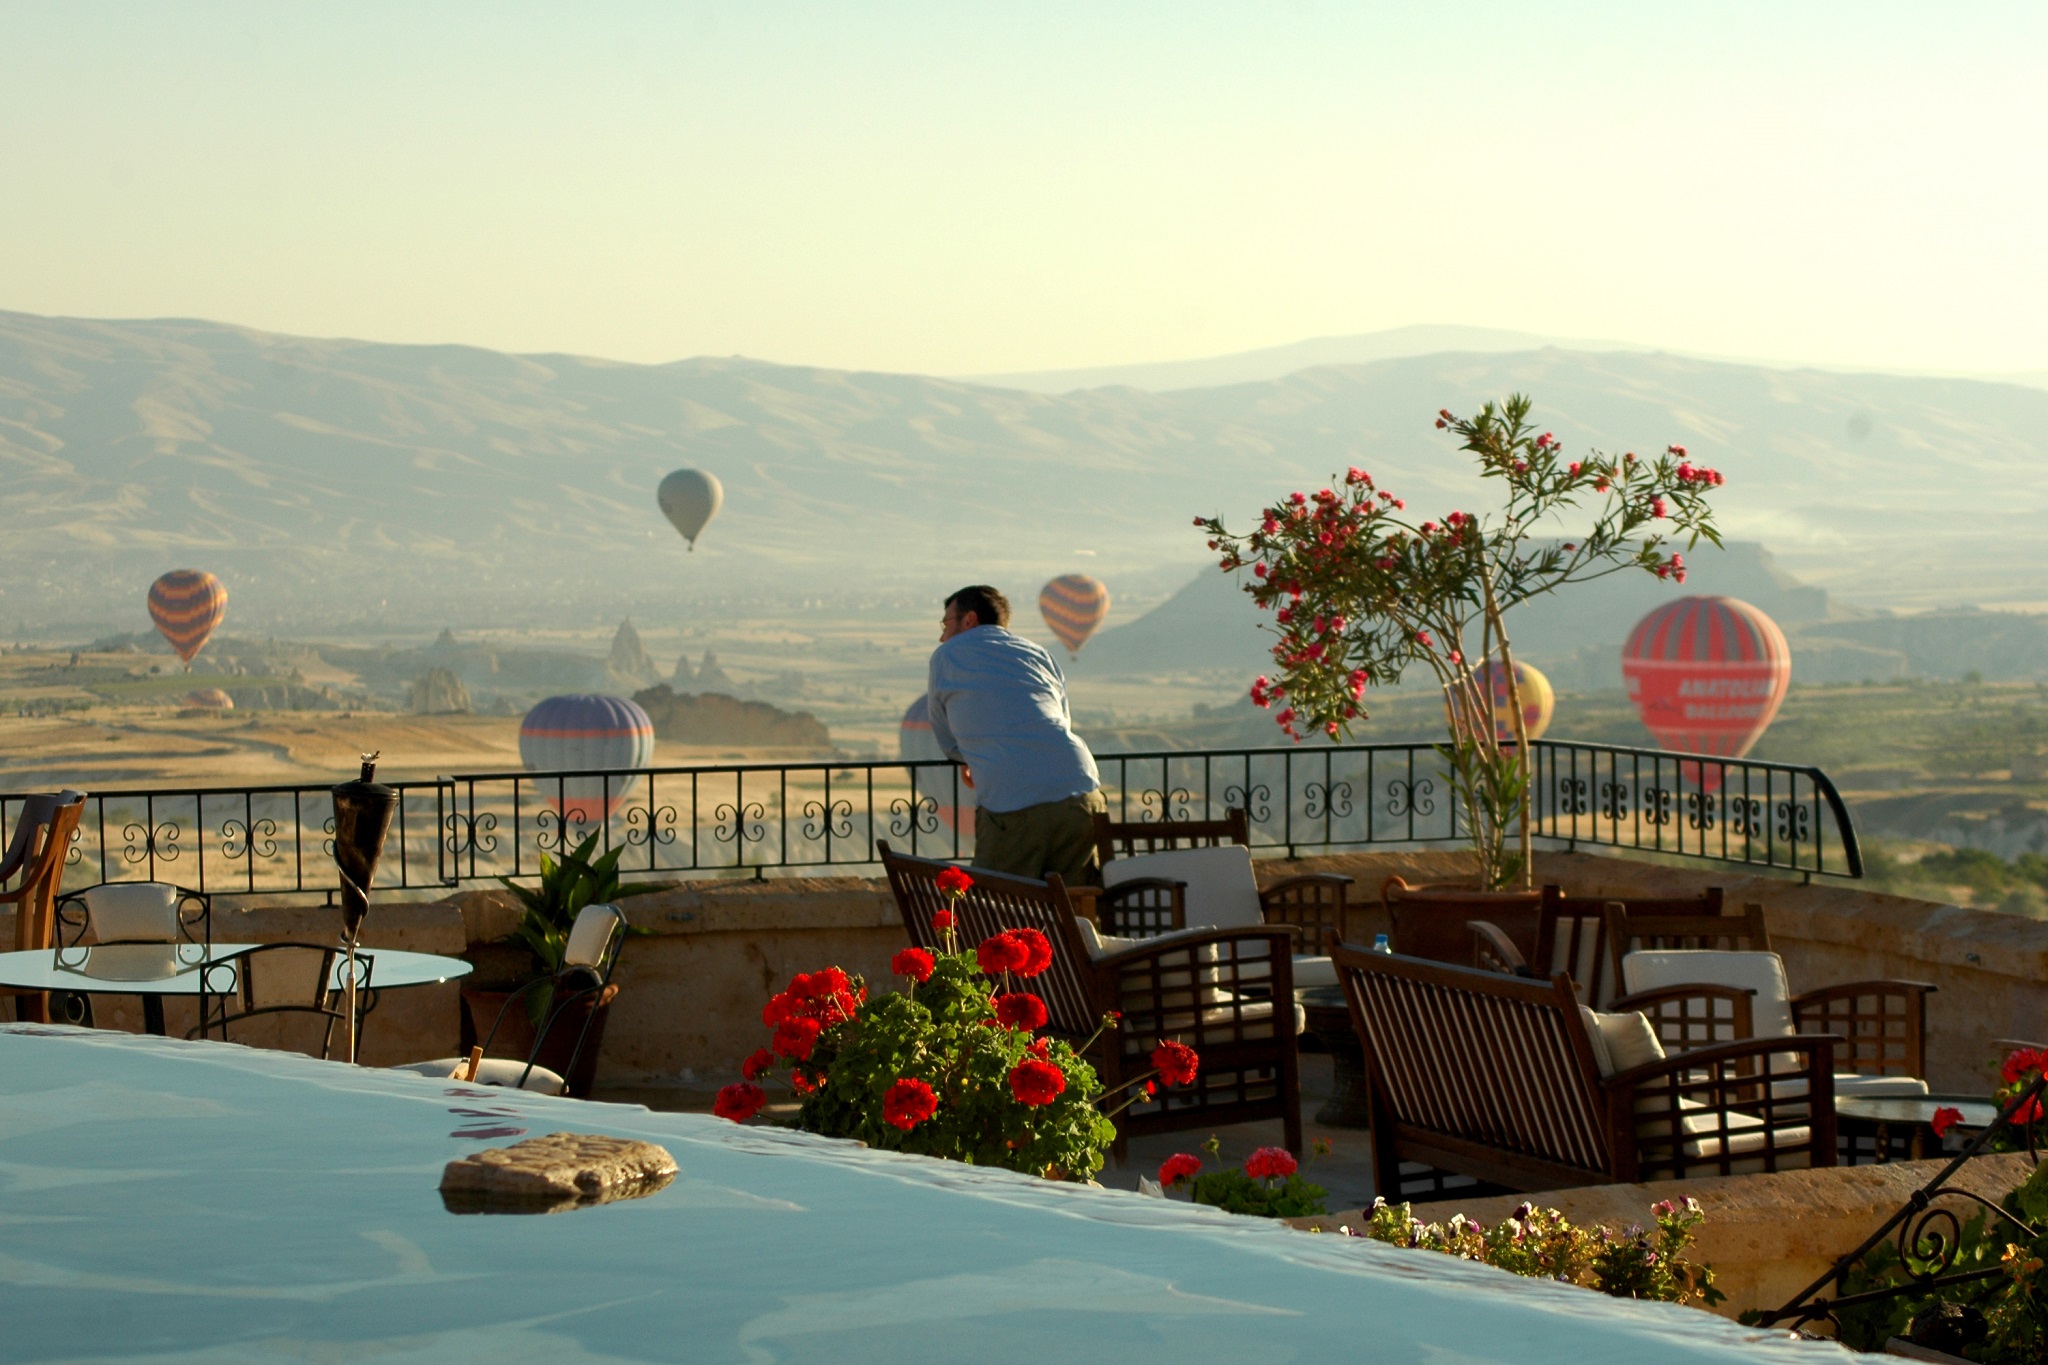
left=1604, top=902, right=1936, bottom=1086
left=879, top=841, right=1302, bottom=1155
left=1468, top=885, right=1728, bottom=1007
left=1334, top=943, right=1837, bottom=1199
left=1, top=791, right=86, bottom=1023
left=1088, top=808, right=1355, bottom=951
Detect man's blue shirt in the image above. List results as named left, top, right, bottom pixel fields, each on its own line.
left=925, top=626, right=1100, bottom=813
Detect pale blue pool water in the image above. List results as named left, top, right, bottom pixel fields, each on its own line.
left=0, top=1025, right=1846, bottom=1363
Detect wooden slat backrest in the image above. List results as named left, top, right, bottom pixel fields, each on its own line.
left=1604, top=902, right=1770, bottom=990
left=1092, top=808, right=1249, bottom=865
left=877, top=842, right=1099, bottom=1036
left=1334, top=944, right=1611, bottom=1178
left=6, top=794, right=85, bottom=952
left=1534, top=886, right=1725, bottom=1007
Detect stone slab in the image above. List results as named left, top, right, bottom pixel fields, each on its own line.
left=440, top=1131, right=678, bottom=1212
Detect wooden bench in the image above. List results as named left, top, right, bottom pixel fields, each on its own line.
left=1333, top=942, right=1838, bottom=1199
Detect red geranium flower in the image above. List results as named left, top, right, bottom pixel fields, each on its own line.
left=772, top=1016, right=823, bottom=1061
left=712, top=1082, right=766, bottom=1123
left=1158, top=1152, right=1202, bottom=1187
left=935, top=866, right=974, bottom=897
left=931, top=908, right=955, bottom=932
left=1930, top=1106, right=1964, bottom=1139
left=762, top=991, right=795, bottom=1026
left=993, top=992, right=1048, bottom=1031
left=1152, top=1040, right=1199, bottom=1087
left=882, top=1076, right=939, bottom=1130
left=2002, top=1048, right=2046, bottom=1084
left=790, top=1069, right=818, bottom=1096
left=1244, top=1146, right=1297, bottom=1181
left=891, top=947, right=935, bottom=983
left=1009, top=1057, right=1067, bottom=1106
left=2019, top=1095, right=2046, bottom=1127
left=741, top=1048, right=776, bottom=1082
left=1009, top=927, right=1053, bottom=978
left=977, top=931, right=1031, bottom=976
left=1027, top=1036, right=1051, bottom=1058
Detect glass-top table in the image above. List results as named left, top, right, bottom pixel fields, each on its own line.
left=0, top=942, right=471, bottom=1036
left=1836, top=1093, right=2002, bottom=1164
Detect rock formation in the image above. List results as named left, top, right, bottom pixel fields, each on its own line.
left=606, top=618, right=662, bottom=692
left=408, top=667, right=473, bottom=714
left=632, top=684, right=832, bottom=749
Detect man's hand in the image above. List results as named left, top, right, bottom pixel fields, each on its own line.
left=960, top=766, right=975, bottom=789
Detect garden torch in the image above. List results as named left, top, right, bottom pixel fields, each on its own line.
left=331, top=752, right=397, bottom=1063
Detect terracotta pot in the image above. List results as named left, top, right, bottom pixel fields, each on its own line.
left=460, top=982, right=619, bottom=1098
left=1381, top=875, right=1544, bottom=965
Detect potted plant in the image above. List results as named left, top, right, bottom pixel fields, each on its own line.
left=460, top=830, right=660, bottom=1096
left=1200, top=395, right=1725, bottom=889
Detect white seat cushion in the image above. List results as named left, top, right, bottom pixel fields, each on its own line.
left=391, top=1058, right=567, bottom=1095
left=1578, top=1007, right=1667, bottom=1078
left=1104, top=846, right=1262, bottom=930
left=1290, top=955, right=1337, bottom=990
left=1620, top=949, right=1795, bottom=1038
left=564, top=903, right=622, bottom=970
left=1831, top=1073, right=1930, bottom=1099
left=83, top=883, right=182, bottom=943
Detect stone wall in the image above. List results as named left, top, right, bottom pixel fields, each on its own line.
left=1291, top=1153, right=2036, bottom=1323
left=18, top=847, right=2046, bottom=1092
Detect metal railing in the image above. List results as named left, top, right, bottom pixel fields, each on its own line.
left=0, top=740, right=1860, bottom=900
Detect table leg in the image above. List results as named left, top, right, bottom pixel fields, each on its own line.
left=143, top=995, right=166, bottom=1037
left=1312, top=1026, right=1374, bottom=1128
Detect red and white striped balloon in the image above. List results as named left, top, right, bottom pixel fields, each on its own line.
left=1621, top=597, right=1791, bottom=781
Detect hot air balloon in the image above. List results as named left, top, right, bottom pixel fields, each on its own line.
left=518, top=694, right=656, bottom=826
left=148, top=570, right=227, bottom=667
left=1038, top=574, right=1110, bottom=656
left=1447, top=660, right=1554, bottom=744
left=657, top=469, right=723, bottom=550
left=1622, top=596, right=1791, bottom=787
left=184, top=687, right=234, bottom=711
left=898, top=695, right=970, bottom=832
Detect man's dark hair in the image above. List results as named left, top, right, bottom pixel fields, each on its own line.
left=945, top=585, right=1010, bottom=628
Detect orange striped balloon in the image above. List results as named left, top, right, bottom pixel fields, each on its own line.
left=148, top=570, right=227, bottom=665
left=1038, top=574, right=1110, bottom=655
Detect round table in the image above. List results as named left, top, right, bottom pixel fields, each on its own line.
left=1299, top=985, right=1372, bottom=1128
left=0, top=943, right=471, bottom=1038
left=1837, top=1094, right=2000, bottom=1164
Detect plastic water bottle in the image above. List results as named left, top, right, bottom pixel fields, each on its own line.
left=1371, top=933, right=1393, bottom=955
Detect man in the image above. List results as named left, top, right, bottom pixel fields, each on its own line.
left=926, top=584, right=1106, bottom=885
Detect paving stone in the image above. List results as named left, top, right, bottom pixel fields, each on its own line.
left=440, top=1131, right=677, bottom=1213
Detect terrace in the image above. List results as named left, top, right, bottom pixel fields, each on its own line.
left=6, top=738, right=2037, bottom=1358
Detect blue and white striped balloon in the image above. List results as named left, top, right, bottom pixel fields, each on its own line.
left=518, top=694, right=656, bottom=825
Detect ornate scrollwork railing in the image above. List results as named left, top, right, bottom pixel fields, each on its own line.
left=0, top=739, right=1860, bottom=898
left=1754, top=1076, right=2045, bottom=1335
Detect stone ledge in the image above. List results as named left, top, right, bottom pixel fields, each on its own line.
left=1290, top=1154, right=2035, bottom=1322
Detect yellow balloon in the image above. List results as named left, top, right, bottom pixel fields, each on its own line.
left=1448, top=660, right=1555, bottom=742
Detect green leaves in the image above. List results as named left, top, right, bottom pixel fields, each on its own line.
left=498, top=830, right=662, bottom=1014
left=1187, top=1169, right=1329, bottom=1219
left=784, top=948, right=1116, bottom=1181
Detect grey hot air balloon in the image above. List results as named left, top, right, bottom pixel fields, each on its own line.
left=657, top=469, right=724, bottom=550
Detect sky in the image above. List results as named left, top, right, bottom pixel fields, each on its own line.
left=3, top=1, right=2045, bottom=378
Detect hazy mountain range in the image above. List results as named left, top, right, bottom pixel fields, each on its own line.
left=3, top=310, right=2044, bottom=639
